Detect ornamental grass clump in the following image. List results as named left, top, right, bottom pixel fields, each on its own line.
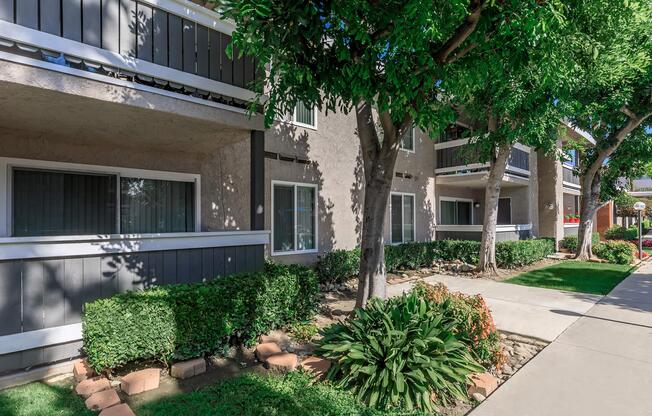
left=316, top=292, right=483, bottom=412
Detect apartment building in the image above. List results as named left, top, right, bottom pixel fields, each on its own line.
left=0, top=1, right=586, bottom=374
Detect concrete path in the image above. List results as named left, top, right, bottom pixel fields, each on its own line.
left=387, top=275, right=602, bottom=342
left=472, top=262, right=652, bottom=416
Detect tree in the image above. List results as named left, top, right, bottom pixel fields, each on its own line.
left=222, top=0, right=574, bottom=307
left=566, top=0, right=652, bottom=259
left=445, top=4, right=572, bottom=274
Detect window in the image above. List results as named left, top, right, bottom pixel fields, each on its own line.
left=564, top=149, right=578, bottom=166
left=400, top=127, right=415, bottom=152
left=390, top=193, right=415, bottom=244
left=439, top=123, right=472, bottom=143
left=497, top=198, right=512, bottom=225
left=293, top=101, right=316, bottom=128
left=272, top=181, right=317, bottom=254
left=11, top=166, right=197, bottom=237
left=439, top=198, right=473, bottom=225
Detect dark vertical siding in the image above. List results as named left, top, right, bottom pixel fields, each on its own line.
left=213, top=247, right=225, bottom=278
left=232, top=43, right=244, bottom=87
left=243, top=55, right=255, bottom=87
left=119, top=0, right=136, bottom=57
left=62, top=0, right=82, bottom=42
left=182, top=19, right=196, bottom=74
left=196, top=25, right=209, bottom=78
left=152, top=8, right=168, bottom=66
left=168, top=14, right=183, bottom=71
left=0, top=0, right=14, bottom=22
left=65, top=258, right=84, bottom=324
left=16, top=0, right=38, bottom=29
left=136, top=3, right=153, bottom=62
left=209, top=30, right=221, bottom=81
left=22, top=261, right=44, bottom=332
left=82, top=0, right=102, bottom=47
left=43, top=259, right=65, bottom=328
left=220, top=33, right=233, bottom=84
left=40, top=0, right=62, bottom=36
left=0, top=262, right=21, bottom=336
left=102, top=0, right=120, bottom=52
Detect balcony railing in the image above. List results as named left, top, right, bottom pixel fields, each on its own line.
left=435, top=144, right=530, bottom=175
left=0, top=0, right=260, bottom=107
left=563, top=165, right=580, bottom=186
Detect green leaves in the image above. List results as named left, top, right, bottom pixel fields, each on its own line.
left=316, top=292, right=483, bottom=411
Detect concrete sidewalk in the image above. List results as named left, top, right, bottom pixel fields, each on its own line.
left=388, top=275, right=602, bottom=342
left=472, top=262, right=652, bottom=416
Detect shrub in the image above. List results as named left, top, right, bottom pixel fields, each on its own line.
left=593, top=240, right=636, bottom=265
left=412, top=282, right=504, bottom=368
left=560, top=233, right=600, bottom=253
left=289, top=321, right=319, bottom=343
left=604, top=225, right=638, bottom=241
left=315, top=248, right=360, bottom=284
left=83, top=262, right=319, bottom=372
left=317, top=239, right=553, bottom=283
left=316, top=293, right=483, bottom=411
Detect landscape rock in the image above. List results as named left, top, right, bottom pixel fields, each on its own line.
left=256, top=342, right=282, bottom=362
left=99, top=404, right=137, bottom=416
left=120, top=368, right=160, bottom=396
left=73, top=360, right=96, bottom=382
left=171, top=358, right=207, bottom=379
left=472, top=392, right=487, bottom=402
left=85, top=389, right=120, bottom=411
left=75, top=376, right=111, bottom=397
left=300, top=356, right=331, bottom=379
left=468, top=373, right=499, bottom=397
left=266, top=353, right=298, bottom=373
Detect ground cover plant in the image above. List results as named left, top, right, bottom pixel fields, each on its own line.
left=506, top=261, right=633, bottom=295
left=0, top=381, right=92, bottom=416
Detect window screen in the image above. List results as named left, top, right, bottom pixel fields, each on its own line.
left=294, top=101, right=315, bottom=126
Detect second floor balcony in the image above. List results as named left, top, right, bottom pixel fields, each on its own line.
left=0, top=0, right=261, bottom=112
left=435, top=140, right=531, bottom=178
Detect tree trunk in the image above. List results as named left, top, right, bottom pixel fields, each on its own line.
left=354, top=103, right=404, bottom=308
left=575, top=170, right=601, bottom=260
left=478, top=144, right=512, bottom=275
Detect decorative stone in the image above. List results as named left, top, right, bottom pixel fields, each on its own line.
left=468, top=373, right=499, bottom=397
left=255, top=342, right=282, bottom=362
left=259, top=335, right=276, bottom=344
left=300, top=356, right=331, bottom=379
left=75, top=376, right=111, bottom=397
left=73, top=360, right=96, bottom=382
left=472, top=392, right=486, bottom=402
left=171, top=358, right=207, bottom=379
left=120, top=368, right=160, bottom=396
left=100, top=404, right=137, bottom=416
left=85, top=389, right=120, bottom=411
left=266, top=353, right=298, bottom=373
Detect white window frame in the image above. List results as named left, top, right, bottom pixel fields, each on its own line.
left=400, top=126, right=416, bottom=153
left=271, top=180, right=319, bottom=256
left=439, top=196, right=474, bottom=225
left=389, top=192, right=416, bottom=244
left=0, top=157, right=201, bottom=237
left=292, top=102, right=318, bottom=130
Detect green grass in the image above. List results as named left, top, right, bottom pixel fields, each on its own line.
left=135, top=371, right=425, bottom=416
left=505, top=261, right=633, bottom=295
left=0, top=381, right=92, bottom=416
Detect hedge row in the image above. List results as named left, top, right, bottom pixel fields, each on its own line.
left=82, top=262, right=319, bottom=372
left=559, top=233, right=600, bottom=253
left=316, top=238, right=556, bottom=284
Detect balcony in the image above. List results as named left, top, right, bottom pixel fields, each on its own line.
left=0, top=0, right=260, bottom=110
left=562, top=165, right=581, bottom=191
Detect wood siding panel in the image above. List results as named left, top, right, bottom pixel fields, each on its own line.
left=243, top=55, right=255, bottom=89
left=120, top=0, right=136, bottom=57
left=0, top=261, right=21, bottom=336
left=82, top=257, right=101, bottom=309
left=40, top=0, right=62, bottom=36
left=188, top=250, right=202, bottom=283
left=82, top=0, right=102, bottom=47
left=42, top=260, right=65, bottom=329
left=152, top=8, right=168, bottom=66
left=212, top=247, right=225, bottom=278
left=167, top=14, right=183, bottom=71
left=62, top=0, right=82, bottom=42
left=196, top=25, right=209, bottom=78
left=23, top=261, right=44, bottom=332
left=209, top=29, right=221, bottom=81
left=220, top=33, right=233, bottom=84
left=224, top=247, right=236, bottom=275
left=64, top=258, right=84, bottom=324
left=100, top=255, right=119, bottom=298
left=232, top=44, right=244, bottom=88
left=162, top=251, right=177, bottom=284
left=136, top=3, right=153, bottom=62
left=102, top=0, right=120, bottom=52
left=0, top=0, right=14, bottom=22
left=182, top=19, right=196, bottom=74
left=16, top=0, right=38, bottom=29
left=176, top=250, right=190, bottom=284
left=147, top=251, right=164, bottom=286
left=201, top=248, right=213, bottom=281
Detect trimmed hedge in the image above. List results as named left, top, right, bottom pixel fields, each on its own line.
left=316, top=238, right=556, bottom=284
left=593, top=240, right=636, bottom=265
left=82, top=262, right=319, bottom=372
left=604, top=225, right=638, bottom=241
left=560, top=232, right=600, bottom=253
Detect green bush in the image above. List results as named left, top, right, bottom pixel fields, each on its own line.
left=593, top=240, right=636, bottom=265
left=317, top=293, right=483, bottom=411
left=412, top=282, right=503, bottom=367
left=559, top=233, right=600, bottom=253
left=604, top=225, right=638, bottom=241
left=317, top=239, right=553, bottom=283
left=83, top=262, right=319, bottom=372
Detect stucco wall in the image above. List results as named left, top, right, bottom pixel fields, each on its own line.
left=265, top=110, right=437, bottom=263
left=0, top=127, right=251, bottom=232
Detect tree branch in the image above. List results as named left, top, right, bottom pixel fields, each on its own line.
left=620, top=106, right=638, bottom=119
left=434, top=0, right=486, bottom=64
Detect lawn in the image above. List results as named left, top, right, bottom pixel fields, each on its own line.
left=505, top=261, right=633, bottom=295
left=135, top=372, right=424, bottom=416
left=0, top=381, right=92, bottom=416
